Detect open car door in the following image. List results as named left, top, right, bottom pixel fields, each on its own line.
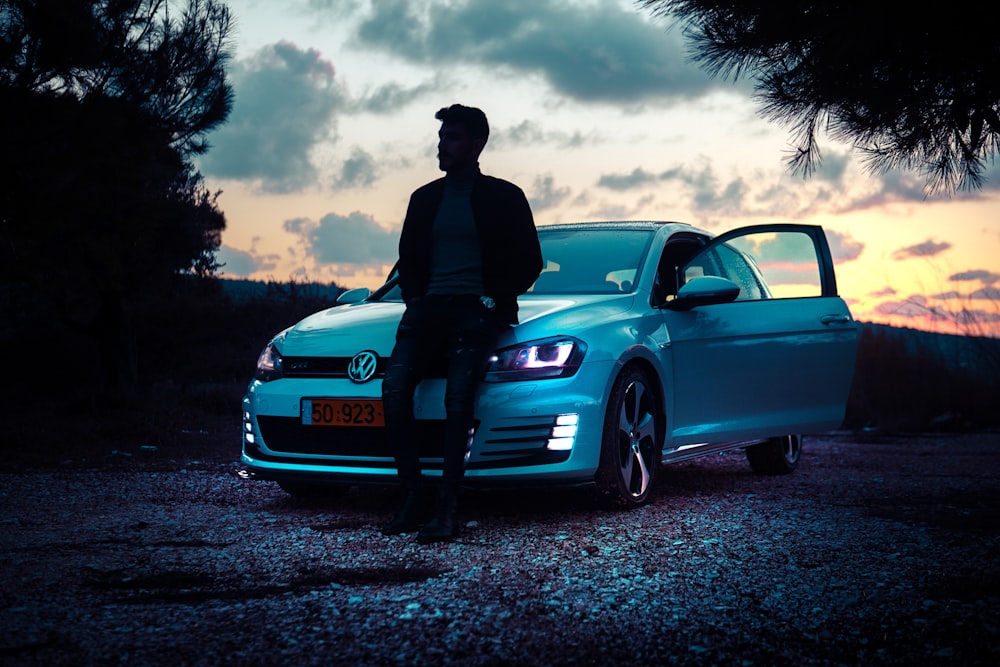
left=660, top=224, right=857, bottom=445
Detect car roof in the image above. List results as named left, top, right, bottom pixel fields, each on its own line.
left=536, top=221, right=694, bottom=233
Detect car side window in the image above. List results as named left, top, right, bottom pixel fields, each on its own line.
left=716, top=244, right=765, bottom=300
left=681, top=229, right=825, bottom=301
left=681, top=245, right=764, bottom=301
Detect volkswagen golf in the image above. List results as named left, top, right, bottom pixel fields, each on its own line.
left=240, top=221, right=857, bottom=507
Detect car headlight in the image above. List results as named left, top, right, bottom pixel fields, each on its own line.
left=483, top=337, right=586, bottom=382
left=255, top=342, right=284, bottom=382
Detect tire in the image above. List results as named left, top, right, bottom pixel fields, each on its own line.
left=595, top=365, right=661, bottom=507
left=277, top=481, right=348, bottom=498
left=745, top=434, right=801, bottom=475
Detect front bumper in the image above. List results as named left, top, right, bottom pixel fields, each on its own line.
left=240, top=360, right=614, bottom=487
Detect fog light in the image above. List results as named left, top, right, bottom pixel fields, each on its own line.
left=551, top=425, right=576, bottom=438
left=546, top=413, right=578, bottom=451
left=547, top=437, right=574, bottom=451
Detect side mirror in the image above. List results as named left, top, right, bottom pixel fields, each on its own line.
left=666, top=276, right=740, bottom=311
left=336, top=287, right=371, bottom=305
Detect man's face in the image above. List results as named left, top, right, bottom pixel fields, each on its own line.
left=437, top=122, right=484, bottom=173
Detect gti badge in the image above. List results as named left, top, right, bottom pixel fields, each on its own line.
left=347, top=350, right=378, bottom=383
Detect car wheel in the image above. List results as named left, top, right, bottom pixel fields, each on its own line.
left=595, top=365, right=660, bottom=507
left=745, top=434, right=801, bottom=475
left=277, top=481, right=348, bottom=498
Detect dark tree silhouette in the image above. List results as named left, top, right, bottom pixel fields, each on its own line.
left=640, top=0, right=1000, bottom=194
left=1, top=0, right=233, bottom=157
left=0, top=0, right=233, bottom=391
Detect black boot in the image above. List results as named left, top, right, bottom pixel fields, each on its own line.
left=381, top=486, right=422, bottom=535
left=417, top=486, right=458, bottom=544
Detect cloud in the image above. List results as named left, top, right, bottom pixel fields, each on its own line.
left=214, top=239, right=281, bottom=277
left=214, top=245, right=260, bottom=277
left=950, top=269, right=1000, bottom=284
left=869, top=286, right=897, bottom=298
left=597, top=164, right=695, bottom=192
left=596, top=161, right=755, bottom=218
left=870, top=291, right=1000, bottom=331
left=305, top=0, right=363, bottom=20
left=873, top=168, right=929, bottom=202
left=333, top=148, right=379, bottom=189
left=284, top=217, right=309, bottom=235
left=354, top=0, right=719, bottom=104
left=971, top=286, right=1000, bottom=300
left=200, top=41, right=346, bottom=192
left=825, top=230, right=865, bottom=263
left=587, top=194, right=655, bottom=220
left=813, top=151, right=850, bottom=185
left=354, top=77, right=441, bottom=114
left=529, top=174, right=572, bottom=211
left=695, top=176, right=748, bottom=214
left=285, top=212, right=399, bottom=265
left=956, top=309, right=1000, bottom=326
left=493, top=120, right=597, bottom=150
left=873, top=295, right=949, bottom=321
left=498, top=120, right=547, bottom=147
left=833, top=170, right=927, bottom=213
left=596, top=156, right=987, bottom=224
left=891, top=239, right=952, bottom=260
left=597, top=167, right=660, bottom=191
left=835, top=165, right=990, bottom=213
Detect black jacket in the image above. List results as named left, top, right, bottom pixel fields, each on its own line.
left=397, top=172, right=543, bottom=324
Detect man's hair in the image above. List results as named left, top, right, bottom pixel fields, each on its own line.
left=435, top=104, right=489, bottom=143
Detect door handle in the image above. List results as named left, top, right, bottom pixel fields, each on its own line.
left=821, top=314, right=852, bottom=325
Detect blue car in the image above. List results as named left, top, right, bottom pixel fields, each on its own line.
left=241, top=221, right=857, bottom=507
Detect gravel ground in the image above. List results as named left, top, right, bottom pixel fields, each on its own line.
left=1, top=432, right=998, bottom=666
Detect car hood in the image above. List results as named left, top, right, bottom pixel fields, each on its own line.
left=276, top=294, right=633, bottom=357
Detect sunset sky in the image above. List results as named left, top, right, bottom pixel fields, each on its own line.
left=197, top=0, right=1000, bottom=337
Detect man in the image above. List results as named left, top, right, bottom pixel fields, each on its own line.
left=381, top=104, right=542, bottom=544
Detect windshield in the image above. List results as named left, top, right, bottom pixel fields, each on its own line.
left=530, top=228, right=654, bottom=294
left=370, top=227, right=655, bottom=301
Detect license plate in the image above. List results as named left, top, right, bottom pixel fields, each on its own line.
left=302, top=398, right=385, bottom=427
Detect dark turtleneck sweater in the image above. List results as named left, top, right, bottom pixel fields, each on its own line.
left=427, top=168, right=483, bottom=295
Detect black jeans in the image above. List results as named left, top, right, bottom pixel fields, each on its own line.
left=381, top=295, right=502, bottom=491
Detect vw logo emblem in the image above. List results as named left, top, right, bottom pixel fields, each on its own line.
left=347, top=350, right=378, bottom=383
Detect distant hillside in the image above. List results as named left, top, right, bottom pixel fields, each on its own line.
left=857, top=321, right=1000, bottom=383
left=847, top=321, right=1000, bottom=432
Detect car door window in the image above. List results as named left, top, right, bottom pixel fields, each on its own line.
left=726, top=230, right=823, bottom=298
left=682, top=243, right=765, bottom=301
left=682, top=228, right=825, bottom=301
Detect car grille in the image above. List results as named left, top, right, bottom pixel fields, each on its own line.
left=281, top=356, right=388, bottom=379
left=253, top=414, right=572, bottom=469
left=257, top=416, right=441, bottom=458
left=281, top=355, right=448, bottom=379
